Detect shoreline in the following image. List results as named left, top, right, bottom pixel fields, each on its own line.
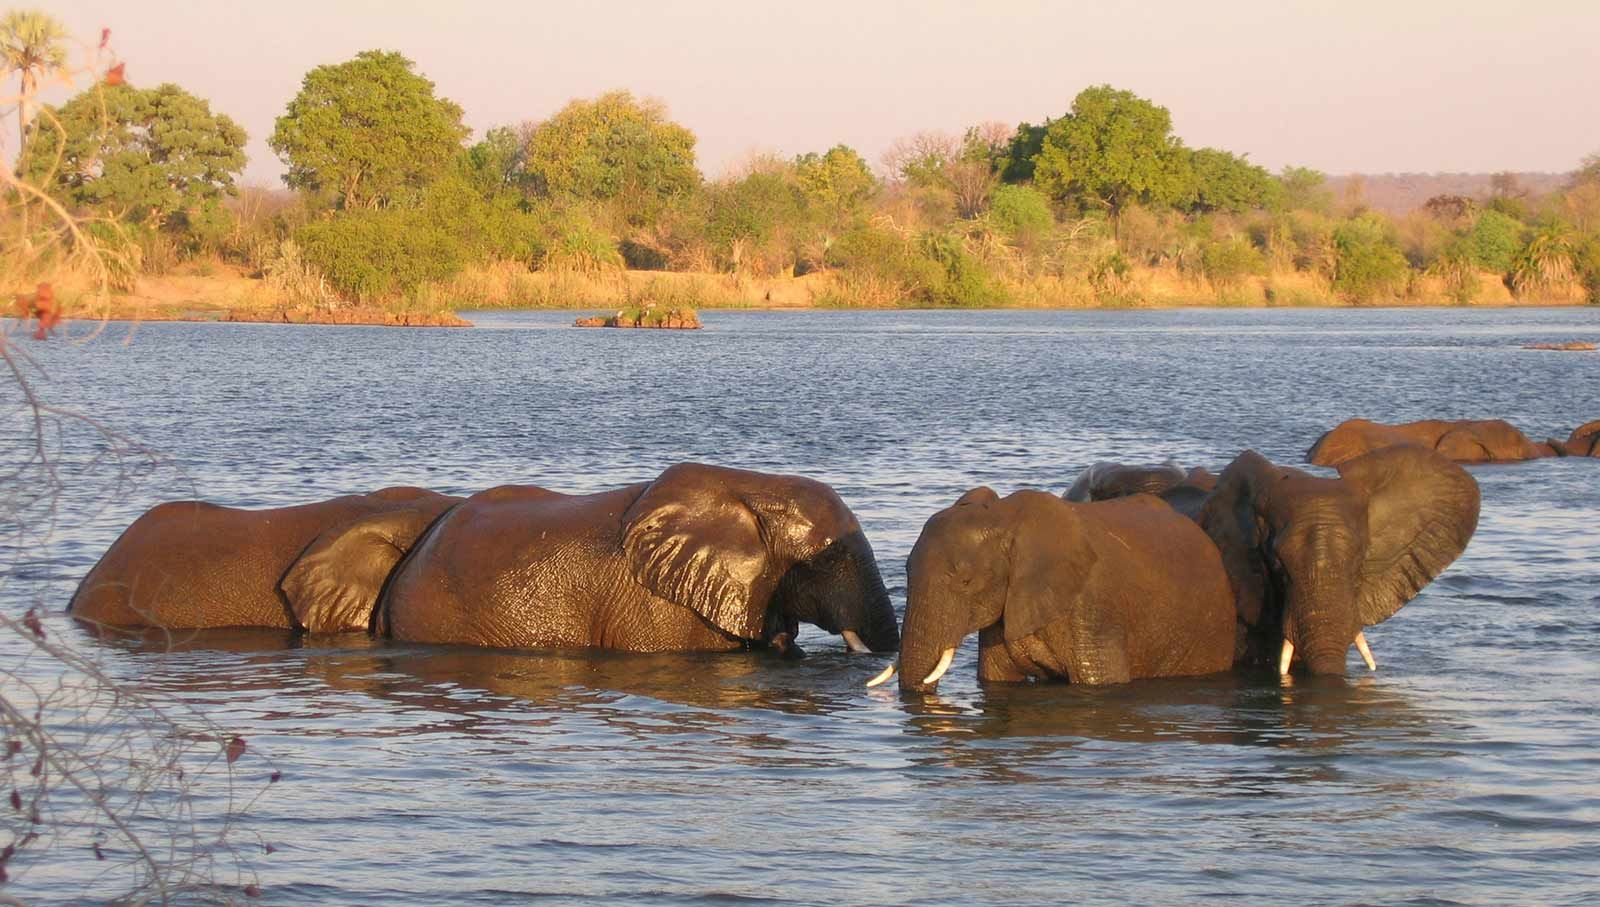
left=40, top=265, right=1596, bottom=328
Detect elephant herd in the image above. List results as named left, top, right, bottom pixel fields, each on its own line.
left=68, top=417, right=1589, bottom=694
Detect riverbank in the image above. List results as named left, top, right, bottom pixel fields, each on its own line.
left=39, top=260, right=1592, bottom=327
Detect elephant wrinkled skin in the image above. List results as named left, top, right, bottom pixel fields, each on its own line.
left=290, top=463, right=900, bottom=655
left=881, top=488, right=1236, bottom=693
left=1198, top=446, right=1480, bottom=675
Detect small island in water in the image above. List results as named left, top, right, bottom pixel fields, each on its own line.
left=574, top=303, right=701, bottom=329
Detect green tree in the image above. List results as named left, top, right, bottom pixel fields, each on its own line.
left=1468, top=209, right=1525, bottom=272
left=1187, top=148, right=1275, bottom=214
left=705, top=163, right=805, bottom=273
left=1276, top=166, right=1333, bottom=214
left=1, top=9, right=67, bottom=161
left=986, top=183, right=1052, bottom=247
left=269, top=50, right=468, bottom=210
left=1331, top=213, right=1409, bottom=303
left=793, top=144, right=875, bottom=228
left=23, top=82, right=247, bottom=227
left=997, top=121, right=1047, bottom=184
left=1032, top=86, right=1193, bottom=220
left=458, top=125, right=526, bottom=196
left=521, top=90, right=699, bottom=226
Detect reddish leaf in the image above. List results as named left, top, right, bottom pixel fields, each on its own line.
left=269, top=770, right=282, bottom=783
left=244, top=884, right=262, bottom=897
left=8, top=790, right=19, bottom=810
left=6, top=740, right=20, bottom=757
left=103, top=62, right=125, bottom=86
left=263, top=842, right=276, bottom=854
left=99, top=27, right=111, bottom=49
left=30, top=756, right=41, bottom=777
left=23, top=607, right=44, bottom=639
left=93, top=841, right=105, bottom=861
left=225, top=736, right=246, bottom=764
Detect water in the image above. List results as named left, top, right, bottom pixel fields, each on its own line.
left=4, top=307, right=1599, bottom=905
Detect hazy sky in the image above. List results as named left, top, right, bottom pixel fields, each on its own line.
left=36, top=0, right=1600, bottom=187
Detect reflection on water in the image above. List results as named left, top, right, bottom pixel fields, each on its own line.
left=5, top=307, right=1600, bottom=904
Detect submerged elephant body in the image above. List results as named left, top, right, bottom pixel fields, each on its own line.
left=68, top=487, right=461, bottom=631
left=73, top=465, right=899, bottom=657
left=345, top=466, right=900, bottom=653
left=1307, top=418, right=1552, bottom=466
left=1063, top=447, right=1481, bottom=677
left=882, top=489, right=1237, bottom=693
left=1548, top=421, right=1600, bottom=458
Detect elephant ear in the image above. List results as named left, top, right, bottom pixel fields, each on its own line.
left=1001, top=495, right=1099, bottom=643
left=621, top=464, right=777, bottom=640
left=282, top=506, right=448, bottom=633
left=1337, top=446, right=1481, bottom=626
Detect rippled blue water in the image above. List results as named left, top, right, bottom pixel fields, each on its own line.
left=4, top=307, right=1600, bottom=905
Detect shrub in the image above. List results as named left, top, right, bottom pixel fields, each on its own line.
left=1575, top=236, right=1600, bottom=305
left=1428, top=240, right=1481, bottom=305
left=1506, top=226, right=1576, bottom=298
left=296, top=208, right=466, bottom=302
left=987, top=184, right=1053, bottom=248
left=917, top=232, right=1009, bottom=306
left=823, top=225, right=1007, bottom=307
left=540, top=213, right=623, bottom=274
left=1331, top=214, right=1409, bottom=303
left=1199, top=236, right=1264, bottom=290
left=1469, top=209, right=1526, bottom=272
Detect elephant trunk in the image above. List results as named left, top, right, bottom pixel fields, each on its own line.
left=1285, top=573, right=1360, bottom=676
left=850, top=543, right=900, bottom=654
left=893, top=577, right=966, bottom=693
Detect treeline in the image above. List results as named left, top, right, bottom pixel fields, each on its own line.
left=15, top=40, right=1600, bottom=310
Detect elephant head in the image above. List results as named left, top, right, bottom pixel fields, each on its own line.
left=1198, top=446, right=1480, bottom=676
left=619, top=463, right=900, bottom=653
left=873, top=488, right=1235, bottom=693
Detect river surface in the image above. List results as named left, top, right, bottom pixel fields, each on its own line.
left=3, top=307, right=1599, bottom=905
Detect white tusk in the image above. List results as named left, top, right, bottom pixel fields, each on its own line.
left=921, top=648, right=956, bottom=686
left=1354, top=632, right=1377, bottom=671
left=841, top=630, right=871, bottom=654
left=865, top=663, right=897, bottom=688
left=1278, top=638, right=1295, bottom=675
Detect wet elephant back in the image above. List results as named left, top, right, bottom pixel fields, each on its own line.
left=70, top=495, right=381, bottom=629
left=381, top=484, right=746, bottom=651
left=1083, top=497, right=1237, bottom=677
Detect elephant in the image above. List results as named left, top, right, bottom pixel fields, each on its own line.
left=869, top=488, right=1236, bottom=693
left=1547, top=420, right=1600, bottom=457
left=69, top=486, right=462, bottom=631
left=1197, top=446, right=1480, bottom=676
left=284, top=463, right=900, bottom=655
left=1064, top=461, right=1217, bottom=520
left=1306, top=418, right=1553, bottom=466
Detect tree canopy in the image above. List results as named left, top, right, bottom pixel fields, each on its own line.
left=269, top=50, right=468, bottom=210
left=1032, top=86, right=1192, bottom=218
left=793, top=145, right=875, bottom=228
left=1187, top=148, right=1276, bottom=214
left=520, top=90, right=699, bottom=226
left=23, top=82, right=247, bottom=225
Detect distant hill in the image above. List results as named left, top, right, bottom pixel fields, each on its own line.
left=1324, top=172, right=1569, bottom=216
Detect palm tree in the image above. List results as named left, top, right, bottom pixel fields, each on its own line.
left=1, top=9, right=69, bottom=162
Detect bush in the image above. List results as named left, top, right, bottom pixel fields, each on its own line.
left=987, top=184, right=1053, bottom=248
left=296, top=209, right=466, bottom=302
left=540, top=213, right=623, bottom=274
left=1575, top=236, right=1600, bottom=305
left=1332, top=214, right=1409, bottom=303
left=1506, top=226, right=1576, bottom=298
left=823, top=225, right=1007, bottom=307
left=1428, top=240, right=1481, bottom=305
left=1199, top=236, right=1264, bottom=289
left=1469, top=209, right=1526, bottom=272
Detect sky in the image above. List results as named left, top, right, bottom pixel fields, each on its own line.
left=30, top=0, right=1600, bottom=188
